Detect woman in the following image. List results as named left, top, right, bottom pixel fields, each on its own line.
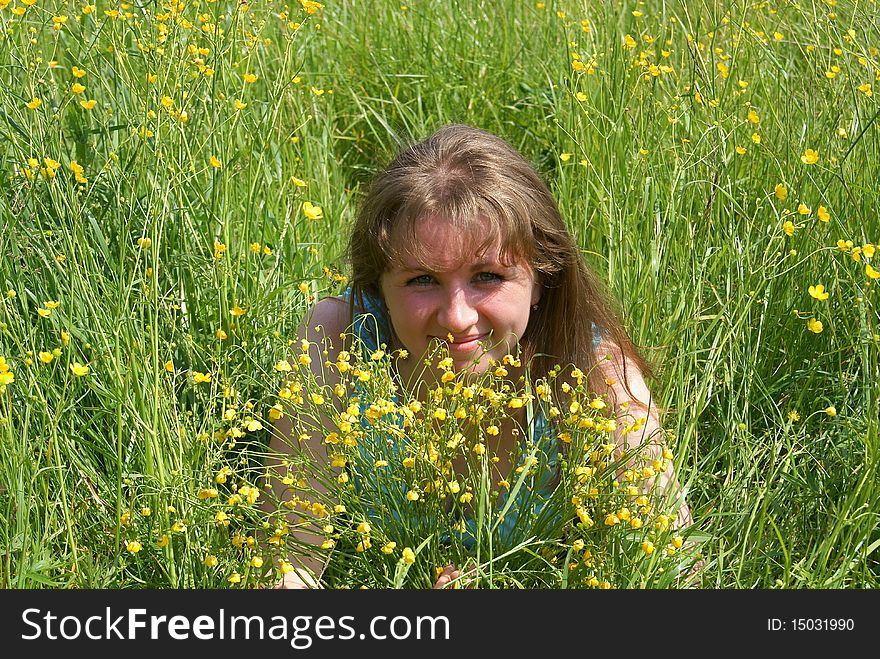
left=267, top=124, right=694, bottom=588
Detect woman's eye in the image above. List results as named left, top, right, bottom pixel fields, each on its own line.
left=476, top=272, right=503, bottom=283
left=407, top=275, right=434, bottom=286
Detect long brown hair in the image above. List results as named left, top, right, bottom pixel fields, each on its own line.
left=344, top=123, right=651, bottom=399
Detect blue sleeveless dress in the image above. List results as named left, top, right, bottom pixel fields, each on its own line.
left=338, top=288, right=602, bottom=552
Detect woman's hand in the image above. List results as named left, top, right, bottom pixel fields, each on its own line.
left=433, top=564, right=461, bottom=589
left=276, top=567, right=322, bottom=589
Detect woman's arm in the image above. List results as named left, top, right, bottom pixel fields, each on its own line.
left=262, top=296, right=351, bottom=588
left=593, top=340, right=692, bottom=529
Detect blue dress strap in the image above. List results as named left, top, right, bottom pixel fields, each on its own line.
left=338, top=287, right=391, bottom=356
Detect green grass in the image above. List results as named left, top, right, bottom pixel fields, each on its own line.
left=0, top=0, right=878, bottom=588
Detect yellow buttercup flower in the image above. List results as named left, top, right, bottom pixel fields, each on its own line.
left=70, top=362, right=90, bottom=376
left=243, top=73, right=257, bottom=83
left=209, top=155, right=222, bottom=169
left=866, top=264, right=880, bottom=280
left=808, top=284, right=829, bottom=301
left=25, top=98, right=42, bottom=110
left=402, top=547, right=415, bottom=564
left=807, top=318, right=823, bottom=334
left=774, top=183, right=787, bottom=200
left=80, top=99, right=97, bottom=110
left=801, top=148, right=819, bottom=165
left=302, top=201, right=323, bottom=221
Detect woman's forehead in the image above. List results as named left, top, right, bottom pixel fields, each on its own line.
left=388, top=215, right=525, bottom=270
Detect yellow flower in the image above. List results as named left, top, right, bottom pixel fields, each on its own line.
left=250, top=556, right=264, bottom=568
left=858, top=83, right=873, bottom=97
left=866, top=264, right=880, bottom=280
left=735, top=146, right=746, bottom=155
left=402, top=547, right=415, bottom=564
left=774, top=183, right=787, bottom=201
left=156, top=534, right=169, bottom=548
left=228, top=572, right=241, bottom=584
left=801, top=148, right=819, bottom=165
left=126, top=540, right=143, bottom=554
left=80, top=99, right=97, bottom=110
left=808, top=284, right=829, bottom=301
left=243, top=73, right=258, bottom=84
left=863, top=244, right=876, bottom=259
left=825, top=406, right=837, bottom=417
left=301, top=0, right=324, bottom=14
left=72, top=66, right=87, bottom=78
left=623, top=34, right=636, bottom=50
left=797, top=203, right=811, bottom=215
left=160, top=96, right=174, bottom=108
left=71, top=83, right=86, bottom=94
left=782, top=221, right=795, bottom=236
left=171, top=520, right=186, bottom=533
left=39, top=351, right=54, bottom=364
left=70, top=362, right=90, bottom=376
left=204, top=555, right=219, bottom=567
left=302, top=201, right=323, bottom=221
left=747, top=110, right=760, bottom=124
left=380, top=542, right=397, bottom=554
left=25, top=98, right=42, bottom=110
left=231, top=305, right=247, bottom=316
left=807, top=318, right=823, bottom=334
left=164, top=360, right=174, bottom=373
left=209, top=155, right=222, bottom=169
left=817, top=206, right=830, bottom=223
left=193, top=371, right=211, bottom=383
left=559, top=152, right=572, bottom=161
left=234, top=99, right=247, bottom=110
left=641, top=541, right=655, bottom=556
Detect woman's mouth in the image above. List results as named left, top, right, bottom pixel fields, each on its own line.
left=441, top=334, right=488, bottom=353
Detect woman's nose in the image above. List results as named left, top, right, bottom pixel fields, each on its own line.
left=437, top=287, right=479, bottom=331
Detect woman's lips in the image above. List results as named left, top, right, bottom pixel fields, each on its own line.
left=438, top=334, right=488, bottom=352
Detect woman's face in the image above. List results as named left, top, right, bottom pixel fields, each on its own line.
left=380, top=217, right=542, bottom=385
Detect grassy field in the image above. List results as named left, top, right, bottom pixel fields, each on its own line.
left=0, top=0, right=878, bottom=588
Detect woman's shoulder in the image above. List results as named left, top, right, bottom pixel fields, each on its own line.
left=299, top=296, right=350, bottom=339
